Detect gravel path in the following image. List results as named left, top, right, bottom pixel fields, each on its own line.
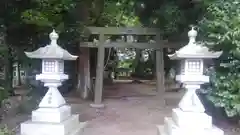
left=1, top=82, right=239, bottom=135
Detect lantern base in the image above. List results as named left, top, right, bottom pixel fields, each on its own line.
left=176, top=75, right=209, bottom=85
left=21, top=114, right=86, bottom=135
left=20, top=104, right=86, bottom=135
left=156, top=108, right=224, bottom=135
left=157, top=119, right=223, bottom=135
left=36, top=73, right=69, bottom=82
left=172, top=108, right=212, bottom=129
left=90, top=103, right=105, bottom=108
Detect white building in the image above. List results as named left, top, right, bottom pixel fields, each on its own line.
left=12, top=62, right=27, bottom=87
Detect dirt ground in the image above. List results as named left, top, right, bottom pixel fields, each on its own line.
left=1, top=81, right=240, bottom=135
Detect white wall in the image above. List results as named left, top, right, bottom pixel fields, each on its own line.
left=12, top=63, right=26, bottom=87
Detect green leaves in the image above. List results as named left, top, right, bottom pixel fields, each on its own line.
left=97, top=0, right=140, bottom=27
left=0, top=125, right=13, bottom=135
left=201, top=0, right=240, bottom=117
left=153, top=2, right=184, bottom=37
left=21, top=10, right=53, bottom=27
left=207, top=71, right=240, bottom=117
left=200, top=0, right=240, bottom=51
left=21, top=0, right=76, bottom=28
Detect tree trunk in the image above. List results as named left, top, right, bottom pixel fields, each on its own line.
left=151, top=51, right=156, bottom=78
left=77, top=47, right=91, bottom=100
left=17, top=61, right=21, bottom=86
left=4, top=46, right=14, bottom=96
left=132, top=49, right=141, bottom=74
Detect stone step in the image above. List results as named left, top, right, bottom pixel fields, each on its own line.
left=156, top=125, right=167, bottom=135
left=164, top=117, right=224, bottom=135
left=21, top=114, right=85, bottom=135
left=171, top=108, right=212, bottom=129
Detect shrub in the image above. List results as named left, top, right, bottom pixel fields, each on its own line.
left=0, top=125, right=14, bottom=135
left=199, top=0, right=240, bottom=117
left=207, top=70, right=240, bottom=117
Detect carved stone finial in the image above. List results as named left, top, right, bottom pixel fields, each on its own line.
left=188, top=26, right=197, bottom=44
left=49, top=29, right=59, bottom=45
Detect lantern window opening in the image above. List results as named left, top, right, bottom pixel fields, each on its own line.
left=54, top=60, right=58, bottom=73
left=42, top=59, right=56, bottom=73
left=200, top=59, right=204, bottom=74
left=185, top=59, right=203, bottom=75
left=184, top=60, right=188, bottom=75
left=41, top=61, right=44, bottom=73
left=58, top=60, right=64, bottom=73
left=180, top=60, right=185, bottom=74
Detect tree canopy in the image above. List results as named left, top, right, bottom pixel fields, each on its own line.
left=199, top=0, right=240, bottom=117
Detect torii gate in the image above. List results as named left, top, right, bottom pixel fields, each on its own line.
left=79, top=27, right=181, bottom=108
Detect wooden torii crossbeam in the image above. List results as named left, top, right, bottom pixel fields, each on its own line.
left=87, top=27, right=159, bottom=35
left=80, top=27, right=181, bottom=49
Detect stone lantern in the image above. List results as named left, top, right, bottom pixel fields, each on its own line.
left=20, top=30, right=85, bottom=135
left=157, top=26, right=224, bottom=135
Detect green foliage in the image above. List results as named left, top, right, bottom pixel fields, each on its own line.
left=21, top=0, right=76, bottom=28
left=0, top=86, right=8, bottom=107
left=207, top=71, right=240, bottom=117
left=200, top=0, right=240, bottom=52
left=117, top=49, right=155, bottom=78
left=154, top=2, right=185, bottom=37
left=200, top=0, right=240, bottom=117
left=118, top=59, right=133, bottom=69
left=93, top=0, right=141, bottom=26
left=136, top=0, right=205, bottom=38
left=21, top=0, right=84, bottom=46
left=0, top=125, right=13, bottom=135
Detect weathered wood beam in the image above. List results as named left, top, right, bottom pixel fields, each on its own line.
left=80, top=42, right=97, bottom=48
left=91, top=33, right=105, bottom=108
left=87, top=27, right=160, bottom=35
left=80, top=41, right=184, bottom=48
left=156, top=49, right=165, bottom=92
left=155, top=33, right=165, bottom=95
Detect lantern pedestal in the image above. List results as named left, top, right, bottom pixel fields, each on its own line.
left=157, top=97, right=224, bottom=135
left=157, top=76, right=224, bottom=135
left=157, top=118, right=223, bottom=135
left=20, top=73, right=87, bottom=135
left=21, top=115, right=85, bottom=135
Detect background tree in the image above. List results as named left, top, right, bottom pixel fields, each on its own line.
left=199, top=0, right=240, bottom=117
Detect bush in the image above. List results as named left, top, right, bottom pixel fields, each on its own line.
left=0, top=125, right=14, bottom=135
left=199, top=0, right=240, bottom=118
left=207, top=71, right=240, bottom=117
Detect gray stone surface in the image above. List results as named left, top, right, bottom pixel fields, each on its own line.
left=0, top=96, right=26, bottom=120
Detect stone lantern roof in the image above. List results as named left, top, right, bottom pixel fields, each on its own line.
left=25, top=30, right=78, bottom=60
left=168, top=27, right=222, bottom=60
